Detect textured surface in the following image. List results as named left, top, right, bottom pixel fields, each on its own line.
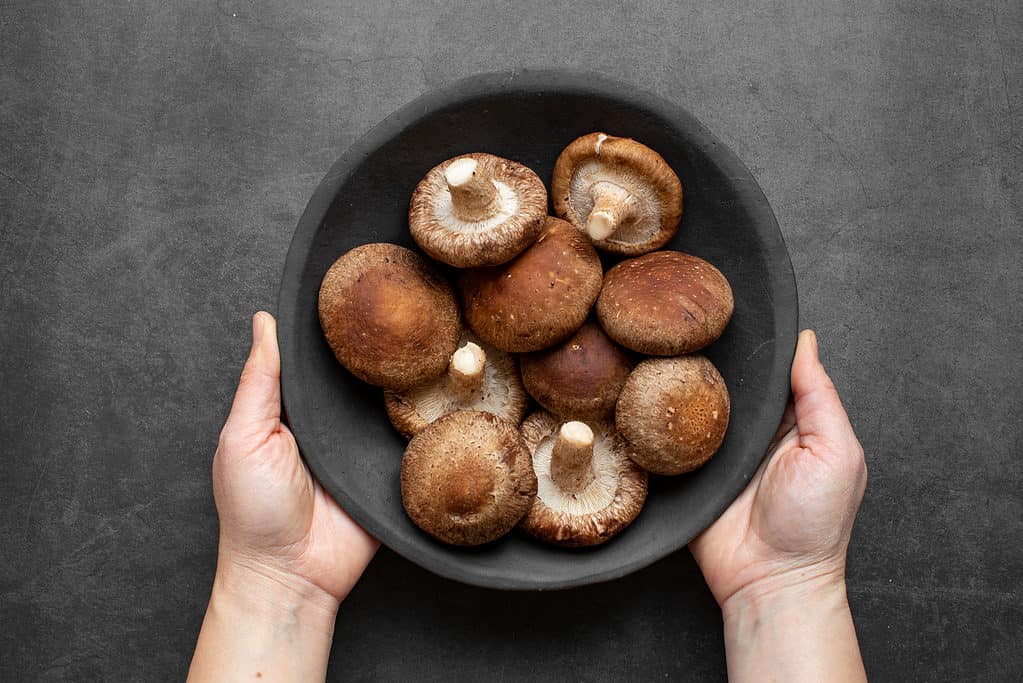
left=597, top=251, right=735, bottom=355
left=318, top=242, right=460, bottom=391
left=459, top=216, right=605, bottom=352
left=1, top=0, right=1020, bottom=680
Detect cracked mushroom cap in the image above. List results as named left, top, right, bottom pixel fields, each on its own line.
left=597, top=250, right=734, bottom=356
left=518, top=411, right=648, bottom=547
left=616, top=355, right=730, bottom=475
left=520, top=322, right=633, bottom=422
left=458, top=216, right=603, bottom=353
left=409, top=153, right=547, bottom=267
left=552, top=132, right=682, bottom=255
left=400, top=411, right=537, bottom=546
left=384, top=333, right=529, bottom=438
left=318, top=243, right=460, bottom=391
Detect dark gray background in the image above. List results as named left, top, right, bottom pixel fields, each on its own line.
left=2, top=1, right=1020, bottom=680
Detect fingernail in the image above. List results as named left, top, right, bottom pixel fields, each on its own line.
left=252, top=312, right=266, bottom=348
left=799, top=328, right=818, bottom=357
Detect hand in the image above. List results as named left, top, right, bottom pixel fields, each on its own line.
left=691, top=328, right=866, bottom=606
left=189, top=312, right=378, bottom=682
left=690, top=329, right=867, bottom=682
left=212, top=311, right=378, bottom=604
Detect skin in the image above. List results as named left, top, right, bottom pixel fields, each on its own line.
left=190, top=317, right=865, bottom=681
left=690, top=329, right=868, bottom=682
left=187, top=312, right=378, bottom=682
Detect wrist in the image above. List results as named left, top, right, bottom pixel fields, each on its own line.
left=721, top=568, right=866, bottom=683
left=212, top=548, right=340, bottom=638
left=188, top=550, right=339, bottom=682
left=722, top=564, right=848, bottom=625
left=724, top=568, right=867, bottom=683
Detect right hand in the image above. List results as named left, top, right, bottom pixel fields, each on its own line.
left=689, top=329, right=867, bottom=609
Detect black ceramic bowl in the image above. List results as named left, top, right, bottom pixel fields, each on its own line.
left=278, top=70, right=797, bottom=590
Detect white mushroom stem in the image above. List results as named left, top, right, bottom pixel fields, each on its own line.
left=448, top=341, right=486, bottom=402
left=445, top=158, right=501, bottom=221
left=586, top=181, right=640, bottom=240
left=550, top=421, right=596, bottom=494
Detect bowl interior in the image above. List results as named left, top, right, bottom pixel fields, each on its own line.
left=278, top=71, right=797, bottom=590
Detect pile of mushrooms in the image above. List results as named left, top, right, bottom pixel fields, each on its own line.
left=317, top=135, right=735, bottom=548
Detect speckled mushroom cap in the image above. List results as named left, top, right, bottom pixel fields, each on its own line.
left=520, top=322, right=633, bottom=422
left=400, top=411, right=537, bottom=546
left=459, top=216, right=603, bottom=353
left=408, top=153, right=547, bottom=267
left=616, top=355, right=730, bottom=475
left=518, top=411, right=647, bottom=547
left=317, top=243, right=460, bottom=391
left=597, top=250, right=734, bottom=356
left=384, top=333, right=529, bottom=438
left=552, top=132, right=682, bottom=255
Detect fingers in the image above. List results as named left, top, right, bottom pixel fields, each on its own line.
left=751, top=420, right=798, bottom=492
left=319, top=480, right=381, bottom=558
left=221, top=312, right=283, bottom=447
left=791, top=329, right=858, bottom=451
left=771, top=402, right=796, bottom=445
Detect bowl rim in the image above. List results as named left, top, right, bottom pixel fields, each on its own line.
left=277, top=68, right=798, bottom=590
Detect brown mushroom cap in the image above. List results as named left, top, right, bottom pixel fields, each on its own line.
left=400, top=411, right=537, bottom=546
left=616, top=355, right=730, bottom=475
left=459, top=216, right=603, bottom=353
left=552, top=132, right=682, bottom=255
left=318, top=243, right=460, bottom=390
left=520, top=322, right=633, bottom=422
left=597, top=250, right=734, bottom=356
left=408, top=153, right=548, bottom=268
left=384, top=333, right=529, bottom=438
left=518, top=411, right=647, bottom=547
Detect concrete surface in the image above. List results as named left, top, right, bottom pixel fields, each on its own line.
left=1, top=1, right=1020, bottom=680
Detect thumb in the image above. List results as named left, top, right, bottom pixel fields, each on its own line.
left=791, top=329, right=857, bottom=452
left=222, top=312, right=282, bottom=444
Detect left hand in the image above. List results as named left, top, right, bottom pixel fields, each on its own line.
left=212, top=311, right=378, bottom=606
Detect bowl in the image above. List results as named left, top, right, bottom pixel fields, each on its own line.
left=277, top=69, right=797, bottom=590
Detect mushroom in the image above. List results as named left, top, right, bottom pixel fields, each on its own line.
left=597, top=250, right=733, bottom=356
left=384, top=333, right=529, bottom=438
left=459, top=216, right=603, bottom=353
left=400, top=410, right=537, bottom=546
left=318, top=243, right=460, bottom=391
left=551, top=132, right=682, bottom=255
left=408, top=153, right=548, bottom=267
left=519, top=321, right=633, bottom=422
left=615, top=355, right=730, bottom=475
left=518, top=411, right=647, bottom=547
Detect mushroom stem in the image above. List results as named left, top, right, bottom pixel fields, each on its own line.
left=445, top=158, right=501, bottom=222
left=550, top=421, right=596, bottom=494
left=586, top=182, right=640, bottom=241
left=448, top=342, right=487, bottom=402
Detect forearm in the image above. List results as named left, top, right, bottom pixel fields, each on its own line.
left=188, top=554, right=339, bottom=682
left=722, top=574, right=866, bottom=683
